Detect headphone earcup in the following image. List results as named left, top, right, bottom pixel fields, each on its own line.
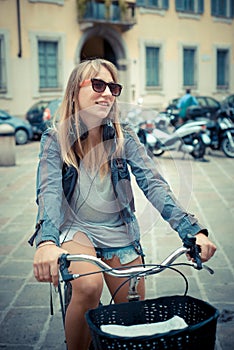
left=78, top=118, right=116, bottom=143
left=103, top=118, right=116, bottom=154
left=103, top=119, right=116, bottom=141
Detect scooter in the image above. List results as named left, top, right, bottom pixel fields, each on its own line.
left=183, top=109, right=234, bottom=158
left=137, top=118, right=210, bottom=159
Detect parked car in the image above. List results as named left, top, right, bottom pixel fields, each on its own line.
left=0, top=109, right=33, bottom=145
left=25, top=100, right=50, bottom=139
left=221, top=94, right=234, bottom=108
left=42, top=98, right=62, bottom=129
left=166, top=96, right=221, bottom=119
left=221, top=94, right=234, bottom=121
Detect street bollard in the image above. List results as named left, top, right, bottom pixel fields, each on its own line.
left=0, top=124, right=16, bottom=166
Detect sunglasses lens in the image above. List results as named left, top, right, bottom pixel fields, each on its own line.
left=92, top=80, right=106, bottom=93
left=109, top=83, right=122, bottom=97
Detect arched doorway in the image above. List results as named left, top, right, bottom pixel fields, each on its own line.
left=81, top=36, right=117, bottom=67
left=76, top=25, right=130, bottom=102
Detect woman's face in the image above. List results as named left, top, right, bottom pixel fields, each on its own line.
left=78, top=66, right=116, bottom=126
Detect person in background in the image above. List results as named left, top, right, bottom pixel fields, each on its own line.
left=177, top=88, right=198, bottom=125
left=30, top=59, right=216, bottom=350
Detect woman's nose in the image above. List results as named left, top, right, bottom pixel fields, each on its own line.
left=102, top=85, right=113, bottom=97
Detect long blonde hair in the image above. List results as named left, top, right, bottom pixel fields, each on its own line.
left=57, top=58, right=124, bottom=176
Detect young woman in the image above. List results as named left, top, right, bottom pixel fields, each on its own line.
left=31, top=58, right=216, bottom=350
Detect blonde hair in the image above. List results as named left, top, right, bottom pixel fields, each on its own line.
left=57, top=58, right=124, bottom=176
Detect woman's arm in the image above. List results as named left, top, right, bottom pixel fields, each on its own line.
left=32, top=130, right=71, bottom=285
left=34, top=130, right=65, bottom=246
left=123, top=125, right=216, bottom=261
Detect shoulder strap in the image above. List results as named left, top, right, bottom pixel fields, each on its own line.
left=62, top=164, right=78, bottom=203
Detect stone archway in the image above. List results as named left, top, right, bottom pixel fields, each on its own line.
left=75, top=25, right=130, bottom=102
left=81, top=37, right=117, bottom=66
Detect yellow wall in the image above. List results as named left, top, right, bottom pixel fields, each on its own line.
left=0, top=0, right=233, bottom=116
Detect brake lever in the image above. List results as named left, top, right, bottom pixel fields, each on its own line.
left=202, top=264, right=214, bottom=275
left=59, top=253, right=75, bottom=282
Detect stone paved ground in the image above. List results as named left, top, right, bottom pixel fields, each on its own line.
left=0, top=141, right=233, bottom=349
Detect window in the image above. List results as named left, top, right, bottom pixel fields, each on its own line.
left=175, top=0, right=204, bottom=14
left=38, top=41, right=58, bottom=89
left=30, top=32, right=64, bottom=97
left=211, top=0, right=234, bottom=18
left=183, top=48, right=197, bottom=86
left=0, top=35, right=7, bottom=92
left=137, top=0, right=169, bottom=9
left=217, top=49, right=229, bottom=89
left=146, top=47, right=160, bottom=87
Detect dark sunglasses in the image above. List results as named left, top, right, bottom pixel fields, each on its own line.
left=80, top=78, right=122, bottom=97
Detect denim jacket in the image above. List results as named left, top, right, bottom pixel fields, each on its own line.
left=29, top=124, right=207, bottom=247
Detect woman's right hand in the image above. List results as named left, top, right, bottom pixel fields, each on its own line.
left=33, top=244, right=68, bottom=287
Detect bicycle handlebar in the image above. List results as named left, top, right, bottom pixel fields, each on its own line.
left=59, top=234, right=213, bottom=283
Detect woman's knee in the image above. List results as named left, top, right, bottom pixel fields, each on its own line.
left=71, top=275, right=103, bottom=303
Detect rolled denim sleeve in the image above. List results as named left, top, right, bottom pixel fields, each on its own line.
left=123, top=125, right=208, bottom=240
left=175, top=215, right=208, bottom=240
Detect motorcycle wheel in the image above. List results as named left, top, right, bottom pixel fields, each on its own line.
left=221, top=136, right=234, bottom=158
left=146, top=145, right=164, bottom=157
left=191, top=138, right=206, bottom=159
left=152, top=148, right=165, bottom=157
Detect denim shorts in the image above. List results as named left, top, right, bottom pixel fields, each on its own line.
left=95, top=241, right=144, bottom=265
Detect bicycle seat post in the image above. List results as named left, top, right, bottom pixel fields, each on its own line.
left=127, top=276, right=141, bottom=302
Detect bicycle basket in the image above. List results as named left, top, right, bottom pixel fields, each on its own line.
left=85, top=295, right=219, bottom=350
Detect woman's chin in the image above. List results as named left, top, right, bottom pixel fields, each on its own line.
left=81, top=105, right=111, bottom=121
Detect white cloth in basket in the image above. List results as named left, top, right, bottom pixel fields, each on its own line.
left=100, top=315, right=188, bottom=337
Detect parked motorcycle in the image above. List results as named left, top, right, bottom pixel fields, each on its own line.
left=163, top=105, right=207, bottom=128
left=183, top=109, right=234, bottom=158
left=161, top=105, right=234, bottom=158
left=137, top=119, right=210, bottom=159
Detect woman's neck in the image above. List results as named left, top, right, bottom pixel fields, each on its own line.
left=88, top=126, right=102, bottom=147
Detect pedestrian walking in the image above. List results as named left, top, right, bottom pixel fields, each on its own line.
left=177, top=88, right=198, bottom=124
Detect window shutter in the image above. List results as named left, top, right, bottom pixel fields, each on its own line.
left=211, top=0, right=217, bottom=16
left=197, top=0, right=204, bottom=14
left=146, top=47, right=159, bottom=86
left=175, top=0, right=184, bottom=12
left=136, top=0, right=145, bottom=6
left=162, top=0, right=169, bottom=9
left=38, top=41, right=58, bottom=89
left=231, top=0, right=234, bottom=18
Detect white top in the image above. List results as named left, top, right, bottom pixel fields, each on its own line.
left=60, top=163, right=132, bottom=248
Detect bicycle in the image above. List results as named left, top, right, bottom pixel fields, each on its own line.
left=58, top=234, right=219, bottom=350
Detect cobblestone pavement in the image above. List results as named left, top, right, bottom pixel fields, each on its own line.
left=0, top=141, right=233, bottom=349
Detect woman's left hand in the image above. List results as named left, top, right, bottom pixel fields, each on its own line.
left=194, top=233, right=217, bottom=262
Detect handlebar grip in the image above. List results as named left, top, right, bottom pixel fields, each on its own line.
left=183, top=234, right=202, bottom=270
left=59, top=253, right=74, bottom=282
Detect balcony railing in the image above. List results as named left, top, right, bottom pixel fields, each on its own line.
left=77, top=0, right=136, bottom=31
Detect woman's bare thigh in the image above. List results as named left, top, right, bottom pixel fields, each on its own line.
left=103, top=255, right=145, bottom=304
left=61, top=231, right=103, bottom=294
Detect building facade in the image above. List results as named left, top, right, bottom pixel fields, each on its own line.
left=0, top=0, right=233, bottom=116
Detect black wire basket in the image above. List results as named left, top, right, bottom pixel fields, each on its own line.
left=86, top=295, right=219, bottom=350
